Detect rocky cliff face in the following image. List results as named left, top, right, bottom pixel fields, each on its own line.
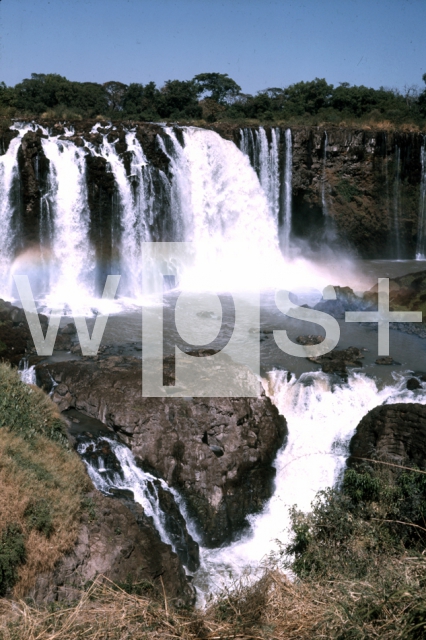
left=35, top=355, right=287, bottom=547
left=29, top=490, right=195, bottom=606
left=213, top=123, right=425, bottom=258
left=2, top=120, right=424, bottom=265
left=348, top=403, right=426, bottom=469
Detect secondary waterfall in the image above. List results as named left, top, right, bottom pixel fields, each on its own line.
left=193, top=369, right=426, bottom=598
left=321, top=131, right=328, bottom=216
left=282, top=128, right=292, bottom=253
left=240, top=127, right=281, bottom=225
left=0, top=136, right=21, bottom=298
left=416, top=137, right=426, bottom=259
left=39, top=136, right=95, bottom=306
left=393, top=145, right=402, bottom=259
left=77, top=435, right=199, bottom=572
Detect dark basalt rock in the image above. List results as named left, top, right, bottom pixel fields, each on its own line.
left=0, top=298, right=79, bottom=365
left=35, top=354, right=287, bottom=547
left=296, top=335, right=325, bottom=346
left=407, top=377, right=422, bottom=391
left=348, top=403, right=426, bottom=471
left=17, top=129, right=50, bottom=249
left=375, top=356, right=401, bottom=365
left=307, top=346, right=365, bottom=377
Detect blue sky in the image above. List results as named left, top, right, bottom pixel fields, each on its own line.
left=0, top=0, right=425, bottom=94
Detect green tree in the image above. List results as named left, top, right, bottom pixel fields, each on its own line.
left=158, top=79, right=202, bottom=119
left=419, top=73, right=426, bottom=117
left=121, top=82, right=160, bottom=120
left=193, top=72, right=241, bottom=104
left=281, top=78, right=334, bottom=115
left=103, top=81, right=128, bottom=112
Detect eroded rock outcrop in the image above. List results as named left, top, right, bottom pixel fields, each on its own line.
left=29, top=490, right=195, bottom=606
left=35, top=355, right=287, bottom=546
left=348, top=403, right=426, bottom=470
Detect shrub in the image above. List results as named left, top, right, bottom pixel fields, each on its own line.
left=0, top=363, right=68, bottom=446
left=0, top=524, right=26, bottom=596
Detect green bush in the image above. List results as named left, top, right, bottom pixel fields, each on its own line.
left=24, top=499, right=54, bottom=537
left=335, top=178, right=362, bottom=203
left=0, top=524, right=26, bottom=596
left=284, top=465, right=426, bottom=582
left=0, top=363, right=68, bottom=446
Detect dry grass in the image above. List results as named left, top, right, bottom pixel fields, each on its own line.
left=1, top=560, right=425, bottom=639
left=0, top=429, right=90, bottom=597
left=0, top=364, right=91, bottom=597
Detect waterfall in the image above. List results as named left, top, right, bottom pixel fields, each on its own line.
left=0, top=136, right=21, bottom=298
left=416, top=137, right=426, bottom=259
left=321, top=131, right=328, bottom=216
left=40, top=136, right=95, bottom=306
left=383, top=134, right=392, bottom=253
left=240, top=127, right=280, bottom=224
left=393, top=145, right=402, bottom=259
left=77, top=436, right=199, bottom=571
left=194, top=370, right=426, bottom=598
left=156, top=126, right=290, bottom=291
left=281, top=128, right=293, bottom=253
left=256, top=127, right=280, bottom=223
left=18, top=358, right=36, bottom=384
left=93, top=131, right=157, bottom=298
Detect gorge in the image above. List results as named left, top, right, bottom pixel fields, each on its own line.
left=1, top=118, right=426, bottom=605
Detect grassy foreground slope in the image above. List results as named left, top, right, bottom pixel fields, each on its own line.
left=2, top=365, right=426, bottom=638
left=0, top=364, right=90, bottom=598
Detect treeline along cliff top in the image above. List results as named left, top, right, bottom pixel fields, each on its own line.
left=1, top=71, right=426, bottom=126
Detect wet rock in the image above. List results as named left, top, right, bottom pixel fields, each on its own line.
left=375, top=356, right=401, bottom=365
left=155, top=483, right=200, bottom=572
left=348, top=403, right=426, bottom=471
left=296, top=335, right=324, bottom=345
left=308, top=346, right=365, bottom=377
left=36, top=355, right=287, bottom=547
left=0, top=298, right=79, bottom=364
left=407, top=377, right=421, bottom=391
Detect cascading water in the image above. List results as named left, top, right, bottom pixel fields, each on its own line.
left=416, top=137, right=426, bottom=260
left=193, top=369, right=426, bottom=598
left=39, top=136, right=95, bottom=306
left=92, top=131, right=157, bottom=298
left=281, top=128, right=292, bottom=253
left=321, top=132, right=328, bottom=216
left=240, top=127, right=280, bottom=225
left=159, top=126, right=289, bottom=291
left=18, top=358, right=36, bottom=384
left=0, top=136, right=22, bottom=298
left=393, top=145, right=402, bottom=259
left=256, top=127, right=280, bottom=223
left=77, top=435, right=199, bottom=571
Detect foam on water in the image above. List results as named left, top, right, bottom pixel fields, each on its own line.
left=193, top=370, right=426, bottom=600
